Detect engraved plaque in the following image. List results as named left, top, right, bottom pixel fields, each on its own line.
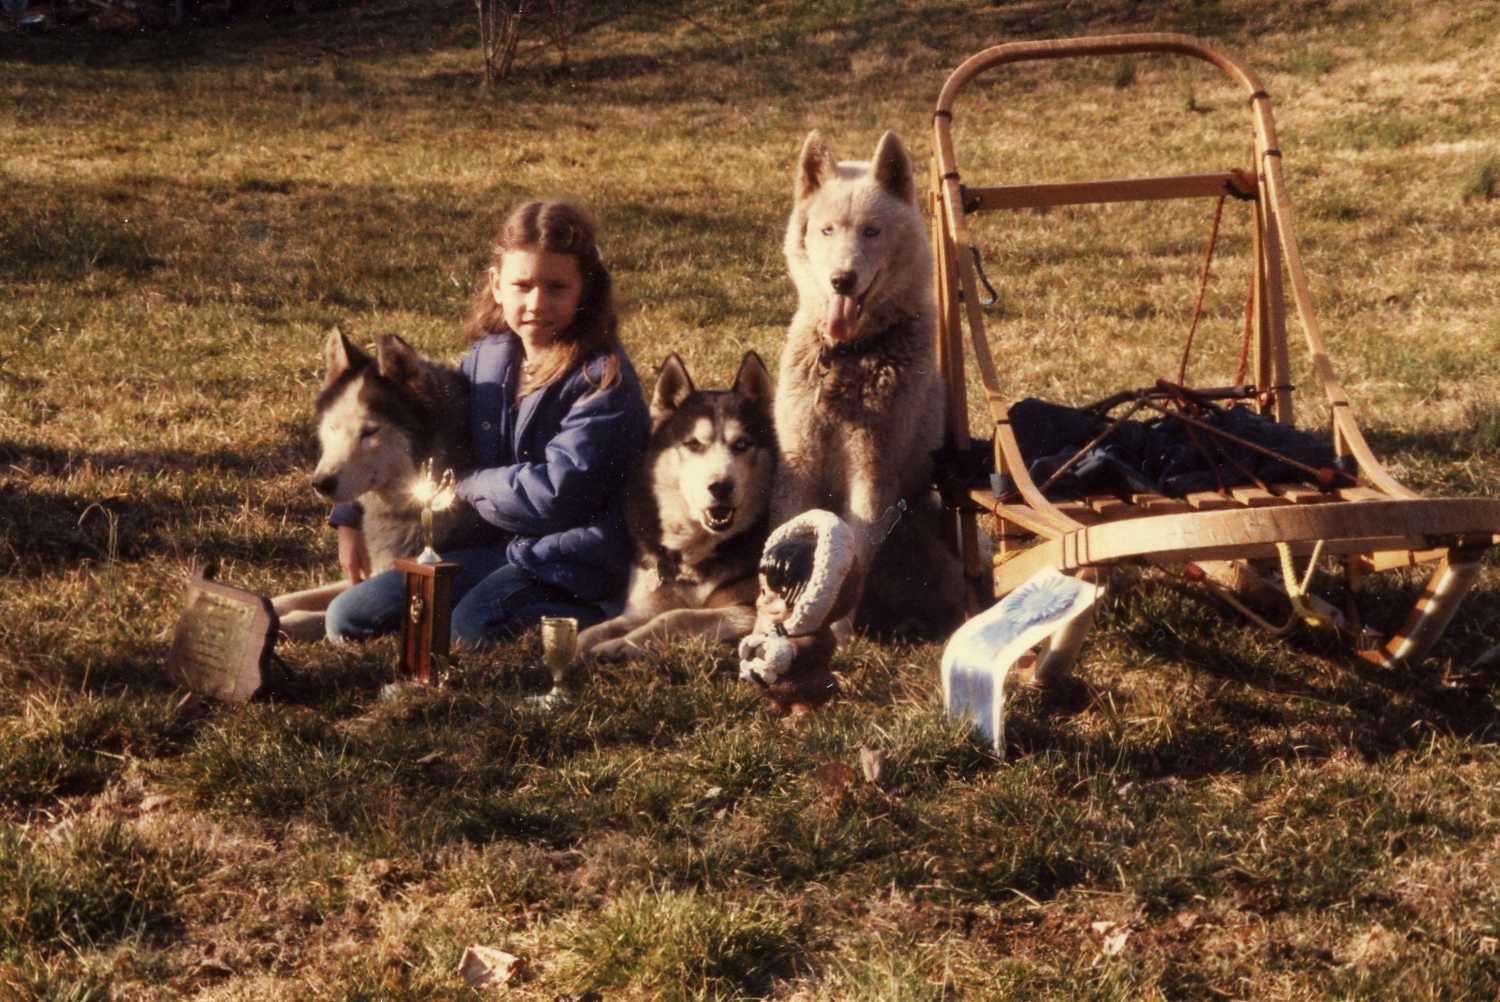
left=166, top=567, right=277, bottom=702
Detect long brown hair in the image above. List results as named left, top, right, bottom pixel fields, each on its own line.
left=463, top=200, right=622, bottom=394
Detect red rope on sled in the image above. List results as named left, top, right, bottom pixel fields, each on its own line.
left=1176, top=194, right=1227, bottom=388
left=1232, top=268, right=1256, bottom=388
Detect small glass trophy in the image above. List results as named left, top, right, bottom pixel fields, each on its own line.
left=532, top=615, right=579, bottom=708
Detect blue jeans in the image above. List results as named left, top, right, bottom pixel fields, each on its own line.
left=325, top=548, right=604, bottom=649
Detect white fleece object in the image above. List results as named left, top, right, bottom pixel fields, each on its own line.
left=738, top=632, right=794, bottom=685
left=765, top=509, right=859, bottom=637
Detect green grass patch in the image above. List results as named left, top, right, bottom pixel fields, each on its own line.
left=0, top=821, right=196, bottom=954
left=560, top=887, right=805, bottom=1001
left=1463, top=156, right=1499, bottom=201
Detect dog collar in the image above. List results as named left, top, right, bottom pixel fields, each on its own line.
left=816, top=330, right=884, bottom=368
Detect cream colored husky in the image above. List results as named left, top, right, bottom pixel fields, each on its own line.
left=773, top=130, right=963, bottom=636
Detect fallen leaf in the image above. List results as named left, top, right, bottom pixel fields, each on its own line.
left=1090, top=921, right=1130, bottom=957
left=1175, top=910, right=1201, bottom=931
left=139, top=793, right=174, bottom=813
left=416, top=751, right=445, bottom=766
left=813, top=761, right=856, bottom=800
left=858, top=746, right=887, bottom=786
left=458, top=945, right=521, bottom=988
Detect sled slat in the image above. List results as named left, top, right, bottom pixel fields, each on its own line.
left=1088, top=495, right=1134, bottom=518
left=963, top=170, right=1255, bottom=213
left=1132, top=493, right=1191, bottom=513
left=1185, top=491, right=1237, bottom=510
left=1276, top=485, right=1335, bottom=505
left=1230, top=486, right=1289, bottom=507
left=1338, top=486, right=1390, bottom=502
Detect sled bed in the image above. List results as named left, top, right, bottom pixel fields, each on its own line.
left=929, top=33, right=1500, bottom=667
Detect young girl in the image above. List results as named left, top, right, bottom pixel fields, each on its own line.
left=325, top=200, right=651, bottom=647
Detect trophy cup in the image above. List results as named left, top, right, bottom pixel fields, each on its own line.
left=393, top=459, right=460, bottom=687
left=533, top=615, right=579, bottom=708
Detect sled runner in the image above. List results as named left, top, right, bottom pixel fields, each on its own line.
left=929, top=34, right=1500, bottom=673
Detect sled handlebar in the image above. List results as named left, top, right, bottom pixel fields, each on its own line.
left=933, top=32, right=1264, bottom=116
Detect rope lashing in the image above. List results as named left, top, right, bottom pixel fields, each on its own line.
left=1177, top=194, right=1227, bottom=387
left=970, top=246, right=1000, bottom=307
left=1277, top=539, right=1329, bottom=628
left=1232, top=265, right=1257, bottom=387
left=1183, top=563, right=1298, bottom=637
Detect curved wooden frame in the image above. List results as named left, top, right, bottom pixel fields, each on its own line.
left=930, top=33, right=1499, bottom=667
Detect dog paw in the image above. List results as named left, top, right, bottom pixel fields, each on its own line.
left=588, top=638, right=640, bottom=663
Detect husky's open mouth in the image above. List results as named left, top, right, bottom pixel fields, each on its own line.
left=827, top=275, right=876, bottom=343
left=703, top=506, right=736, bottom=532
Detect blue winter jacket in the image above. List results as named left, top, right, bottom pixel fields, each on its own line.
left=458, top=332, right=650, bottom=602
left=332, top=332, right=650, bottom=603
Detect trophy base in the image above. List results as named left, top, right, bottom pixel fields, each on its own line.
left=522, top=686, right=572, bottom=711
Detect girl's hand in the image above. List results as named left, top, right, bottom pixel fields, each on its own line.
left=338, top=526, right=371, bottom=584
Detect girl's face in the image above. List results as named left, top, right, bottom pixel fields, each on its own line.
left=491, top=247, right=584, bottom=348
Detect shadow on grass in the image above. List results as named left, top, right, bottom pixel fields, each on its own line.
left=0, top=442, right=324, bottom=574
left=2, top=0, right=1391, bottom=111
left=1040, top=578, right=1500, bottom=778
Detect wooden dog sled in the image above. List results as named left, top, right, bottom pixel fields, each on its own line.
left=930, top=34, right=1500, bottom=673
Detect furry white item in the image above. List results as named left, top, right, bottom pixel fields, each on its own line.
left=738, top=633, right=794, bottom=685
left=737, top=509, right=859, bottom=686
left=768, top=509, right=859, bottom=637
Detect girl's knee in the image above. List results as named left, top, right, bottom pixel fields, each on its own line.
left=324, top=590, right=362, bottom=643
left=324, top=573, right=402, bottom=643
left=450, top=598, right=510, bottom=650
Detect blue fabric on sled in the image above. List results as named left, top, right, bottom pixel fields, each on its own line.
left=996, top=398, right=1350, bottom=501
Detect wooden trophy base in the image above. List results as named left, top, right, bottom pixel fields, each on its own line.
left=395, top=557, right=458, bottom=685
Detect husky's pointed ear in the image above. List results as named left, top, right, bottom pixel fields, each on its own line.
left=651, top=353, right=695, bottom=426
left=871, top=130, right=915, bottom=204
left=796, top=130, right=836, bottom=201
left=323, top=328, right=370, bottom=389
left=376, top=333, right=426, bottom=391
left=730, top=351, right=773, bottom=405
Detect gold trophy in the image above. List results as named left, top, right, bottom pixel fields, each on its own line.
left=534, top=615, right=579, bottom=708
left=392, top=459, right=460, bottom=689
left=411, top=459, right=457, bottom=563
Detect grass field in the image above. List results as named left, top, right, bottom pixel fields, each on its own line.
left=4, top=0, right=1500, bottom=998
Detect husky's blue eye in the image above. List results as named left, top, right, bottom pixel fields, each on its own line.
left=862, top=226, right=881, bottom=238
left=730, top=438, right=752, bottom=454
left=360, top=425, right=379, bottom=440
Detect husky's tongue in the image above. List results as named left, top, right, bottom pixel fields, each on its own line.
left=826, top=294, right=861, bottom=343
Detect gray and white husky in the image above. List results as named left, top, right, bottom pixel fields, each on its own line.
left=577, top=351, right=776, bottom=661
left=773, top=129, right=964, bottom=636
left=272, top=330, right=479, bottom=641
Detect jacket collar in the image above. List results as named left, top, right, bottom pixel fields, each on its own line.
left=514, top=377, right=552, bottom=446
